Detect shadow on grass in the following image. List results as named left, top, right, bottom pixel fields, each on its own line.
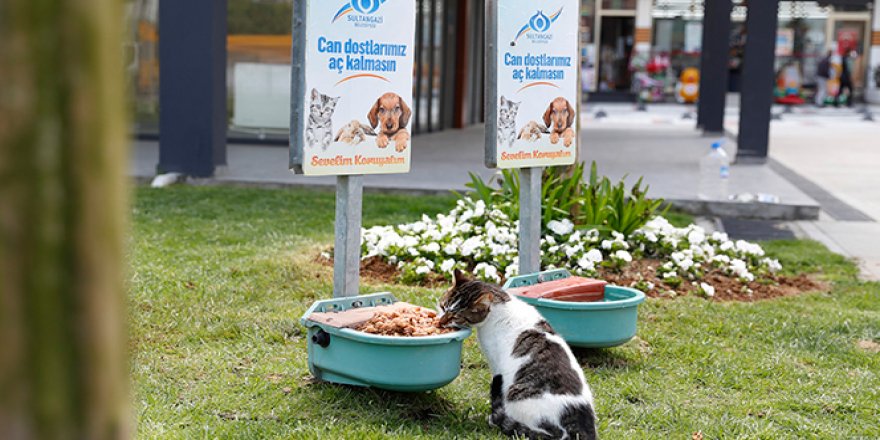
left=301, top=381, right=491, bottom=434
left=571, top=347, right=639, bottom=370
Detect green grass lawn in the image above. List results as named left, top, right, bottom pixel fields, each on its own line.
left=130, top=186, right=880, bottom=439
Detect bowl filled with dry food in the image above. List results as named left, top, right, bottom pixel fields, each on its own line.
left=300, top=293, right=471, bottom=392
left=504, top=269, right=646, bottom=348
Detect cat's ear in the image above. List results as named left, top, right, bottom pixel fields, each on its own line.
left=453, top=269, right=471, bottom=287
left=500, top=96, right=507, bottom=106
left=311, top=88, right=319, bottom=101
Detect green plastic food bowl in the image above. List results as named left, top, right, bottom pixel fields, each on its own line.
left=300, top=293, right=471, bottom=392
left=503, top=269, right=646, bottom=348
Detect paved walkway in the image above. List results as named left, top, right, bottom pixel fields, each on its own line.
left=132, top=117, right=819, bottom=215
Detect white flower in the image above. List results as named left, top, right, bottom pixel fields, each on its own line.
left=474, top=262, right=500, bottom=283
left=711, top=232, right=729, bottom=242
left=415, top=265, right=431, bottom=275
left=614, top=250, right=633, bottom=263
left=474, top=200, right=487, bottom=217
left=601, top=240, right=613, bottom=250
left=585, top=249, right=604, bottom=263
left=460, top=236, right=483, bottom=257
left=545, top=236, right=557, bottom=246
left=564, top=244, right=583, bottom=258
left=687, top=228, right=706, bottom=245
left=763, top=258, right=782, bottom=273
left=719, top=241, right=734, bottom=252
left=440, top=259, right=455, bottom=273
left=504, top=263, right=519, bottom=279
left=420, top=242, right=440, bottom=253
left=577, top=256, right=595, bottom=271
left=547, top=219, right=574, bottom=236
left=735, top=240, right=765, bottom=257
left=699, top=282, right=715, bottom=297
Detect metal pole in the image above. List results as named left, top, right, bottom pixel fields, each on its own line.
left=519, top=167, right=542, bottom=275
left=333, top=175, right=363, bottom=297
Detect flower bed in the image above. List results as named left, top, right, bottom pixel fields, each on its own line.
left=358, top=198, right=818, bottom=300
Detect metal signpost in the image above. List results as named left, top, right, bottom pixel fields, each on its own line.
left=485, top=0, right=581, bottom=275
left=290, top=0, right=417, bottom=297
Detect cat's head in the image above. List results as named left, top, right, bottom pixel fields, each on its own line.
left=437, top=270, right=508, bottom=329
left=499, top=96, right=520, bottom=119
left=310, top=88, right=339, bottom=118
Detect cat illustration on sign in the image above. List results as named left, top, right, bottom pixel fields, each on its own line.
left=497, top=96, right=520, bottom=148
left=305, top=88, right=339, bottom=150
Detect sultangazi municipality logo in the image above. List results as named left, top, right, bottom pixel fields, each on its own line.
left=511, top=7, right=563, bottom=46
left=333, top=0, right=387, bottom=26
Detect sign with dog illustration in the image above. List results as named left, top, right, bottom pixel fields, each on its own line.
left=486, top=0, right=580, bottom=169
left=290, top=0, right=416, bottom=175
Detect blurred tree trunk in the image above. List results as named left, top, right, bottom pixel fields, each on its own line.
left=0, top=0, right=131, bottom=439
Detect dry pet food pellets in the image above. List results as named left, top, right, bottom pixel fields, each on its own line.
left=357, top=306, right=453, bottom=336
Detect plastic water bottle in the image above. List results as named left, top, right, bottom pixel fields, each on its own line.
left=698, top=140, right=730, bottom=200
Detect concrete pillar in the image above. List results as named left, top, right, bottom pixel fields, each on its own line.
left=697, top=0, right=732, bottom=134
left=158, top=0, right=228, bottom=177
left=736, top=0, right=779, bottom=162
left=634, top=0, right=653, bottom=56
left=867, top=2, right=880, bottom=104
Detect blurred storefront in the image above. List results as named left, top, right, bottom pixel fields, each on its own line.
left=127, top=0, right=485, bottom=140
left=127, top=0, right=878, bottom=138
left=578, top=0, right=877, bottom=101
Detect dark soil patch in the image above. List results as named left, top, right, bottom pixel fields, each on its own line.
left=315, top=254, right=448, bottom=287
left=317, top=254, right=826, bottom=302
left=597, top=258, right=826, bottom=301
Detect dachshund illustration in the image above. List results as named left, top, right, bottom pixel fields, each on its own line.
left=518, top=120, right=549, bottom=142
left=543, top=97, right=575, bottom=147
left=368, top=92, right=411, bottom=152
left=334, top=120, right=376, bottom=146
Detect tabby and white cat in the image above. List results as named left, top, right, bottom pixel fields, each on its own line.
left=439, top=270, right=598, bottom=440
left=497, top=96, right=520, bottom=148
left=306, top=88, right=339, bottom=150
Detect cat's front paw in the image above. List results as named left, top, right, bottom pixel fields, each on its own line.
left=550, top=132, right=560, bottom=144
left=376, top=134, right=390, bottom=149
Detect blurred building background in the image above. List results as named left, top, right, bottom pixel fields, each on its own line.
left=126, top=0, right=879, bottom=175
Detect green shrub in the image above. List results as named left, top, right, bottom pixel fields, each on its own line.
left=464, top=161, right=666, bottom=237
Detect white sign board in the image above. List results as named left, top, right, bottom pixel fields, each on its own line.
left=486, top=0, right=580, bottom=169
left=290, top=0, right=416, bottom=176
